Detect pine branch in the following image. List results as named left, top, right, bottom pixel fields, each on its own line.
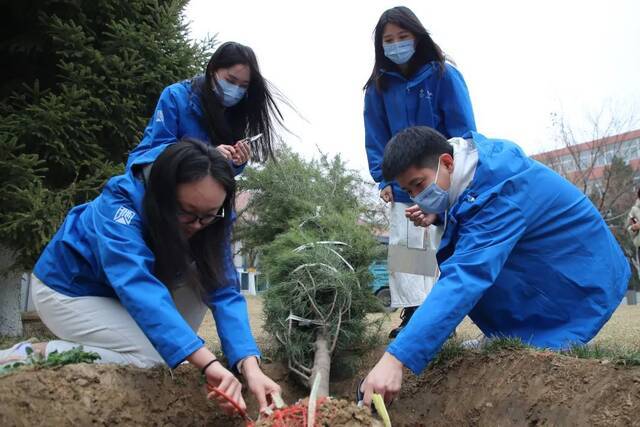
left=288, top=359, right=310, bottom=383
left=295, top=279, right=326, bottom=323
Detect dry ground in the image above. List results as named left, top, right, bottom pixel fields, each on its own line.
left=2, top=295, right=639, bottom=427
left=3, top=345, right=639, bottom=426
left=199, top=295, right=640, bottom=353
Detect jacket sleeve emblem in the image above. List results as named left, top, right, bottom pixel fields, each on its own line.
left=113, top=206, right=136, bottom=225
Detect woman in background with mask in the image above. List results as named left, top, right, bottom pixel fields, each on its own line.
left=363, top=6, right=476, bottom=338
left=127, top=41, right=286, bottom=172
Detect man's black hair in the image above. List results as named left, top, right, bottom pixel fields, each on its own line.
left=382, top=126, right=453, bottom=181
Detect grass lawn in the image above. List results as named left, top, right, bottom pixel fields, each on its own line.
left=198, top=296, right=640, bottom=353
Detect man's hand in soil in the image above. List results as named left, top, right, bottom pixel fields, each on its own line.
left=241, top=356, right=282, bottom=413
left=405, top=205, right=438, bottom=228
left=361, top=352, right=403, bottom=407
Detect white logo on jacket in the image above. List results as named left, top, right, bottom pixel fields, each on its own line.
left=155, top=110, right=164, bottom=123
left=114, top=206, right=136, bottom=225
left=419, top=89, right=433, bottom=100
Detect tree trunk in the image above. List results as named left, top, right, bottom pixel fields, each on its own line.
left=310, top=331, right=331, bottom=397
left=0, top=247, right=23, bottom=337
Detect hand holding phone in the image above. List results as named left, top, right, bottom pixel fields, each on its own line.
left=232, top=134, right=262, bottom=166
left=246, top=133, right=263, bottom=144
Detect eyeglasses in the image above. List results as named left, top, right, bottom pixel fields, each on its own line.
left=177, top=207, right=225, bottom=226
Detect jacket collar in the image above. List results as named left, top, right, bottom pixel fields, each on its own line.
left=186, top=76, right=206, bottom=117
left=435, top=135, right=481, bottom=263
left=380, top=62, right=439, bottom=87
left=448, top=137, right=478, bottom=206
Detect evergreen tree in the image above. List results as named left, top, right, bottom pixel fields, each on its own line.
left=234, top=147, right=365, bottom=266
left=238, top=146, right=383, bottom=395
left=261, top=211, right=382, bottom=396
left=0, top=0, right=214, bottom=269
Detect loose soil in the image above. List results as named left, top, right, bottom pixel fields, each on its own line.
left=255, top=398, right=378, bottom=427
left=2, top=348, right=639, bottom=426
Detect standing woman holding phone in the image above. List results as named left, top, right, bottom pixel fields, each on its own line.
left=126, top=41, right=288, bottom=299
left=363, top=6, right=477, bottom=337
left=127, top=41, right=286, bottom=172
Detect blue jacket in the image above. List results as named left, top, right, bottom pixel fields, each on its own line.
left=127, top=77, right=246, bottom=175
left=364, top=62, right=476, bottom=203
left=33, top=144, right=259, bottom=368
left=388, top=132, right=630, bottom=373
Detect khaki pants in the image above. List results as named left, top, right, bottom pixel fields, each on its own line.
left=31, top=274, right=207, bottom=368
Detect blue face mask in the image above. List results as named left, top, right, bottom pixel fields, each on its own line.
left=215, top=78, right=247, bottom=107
left=383, top=39, right=415, bottom=65
left=411, top=161, right=450, bottom=214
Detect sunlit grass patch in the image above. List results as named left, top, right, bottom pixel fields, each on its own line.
left=563, top=343, right=640, bottom=366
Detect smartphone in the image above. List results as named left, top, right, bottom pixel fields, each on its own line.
left=235, top=133, right=263, bottom=154
left=632, top=217, right=638, bottom=224
left=235, top=133, right=261, bottom=146
left=246, top=133, right=263, bottom=143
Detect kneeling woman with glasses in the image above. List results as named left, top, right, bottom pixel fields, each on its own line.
left=3, top=139, right=279, bottom=413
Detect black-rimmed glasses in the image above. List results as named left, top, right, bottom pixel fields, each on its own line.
left=177, top=207, right=225, bottom=226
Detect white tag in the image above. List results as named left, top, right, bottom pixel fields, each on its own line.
left=388, top=245, right=438, bottom=277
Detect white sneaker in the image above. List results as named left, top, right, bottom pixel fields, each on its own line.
left=461, top=336, right=487, bottom=349
left=0, top=341, right=34, bottom=367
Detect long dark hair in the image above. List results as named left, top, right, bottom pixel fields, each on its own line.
left=194, top=41, right=285, bottom=162
left=364, top=6, right=446, bottom=92
left=143, top=138, right=236, bottom=292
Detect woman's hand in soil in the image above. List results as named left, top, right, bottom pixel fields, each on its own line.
left=232, top=139, right=251, bottom=166
left=241, top=356, right=282, bottom=413
left=361, top=351, right=404, bottom=407
left=205, top=361, right=247, bottom=415
left=189, top=347, right=246, bottom=415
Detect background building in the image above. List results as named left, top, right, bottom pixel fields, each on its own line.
left=532, top=129, right=640, bottom=189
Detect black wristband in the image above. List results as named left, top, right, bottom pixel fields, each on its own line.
left=201, top=358, right=221, bottom=375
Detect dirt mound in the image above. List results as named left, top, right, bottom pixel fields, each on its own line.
left=1, top=349, right=639, bottom=426
left=394, top=349, right=640, bottom=426
left=0, top=362, right=370, bottom=427
left=320, top=347, right=640, bottom=426
left=0, top=364, right=237, bottom=427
